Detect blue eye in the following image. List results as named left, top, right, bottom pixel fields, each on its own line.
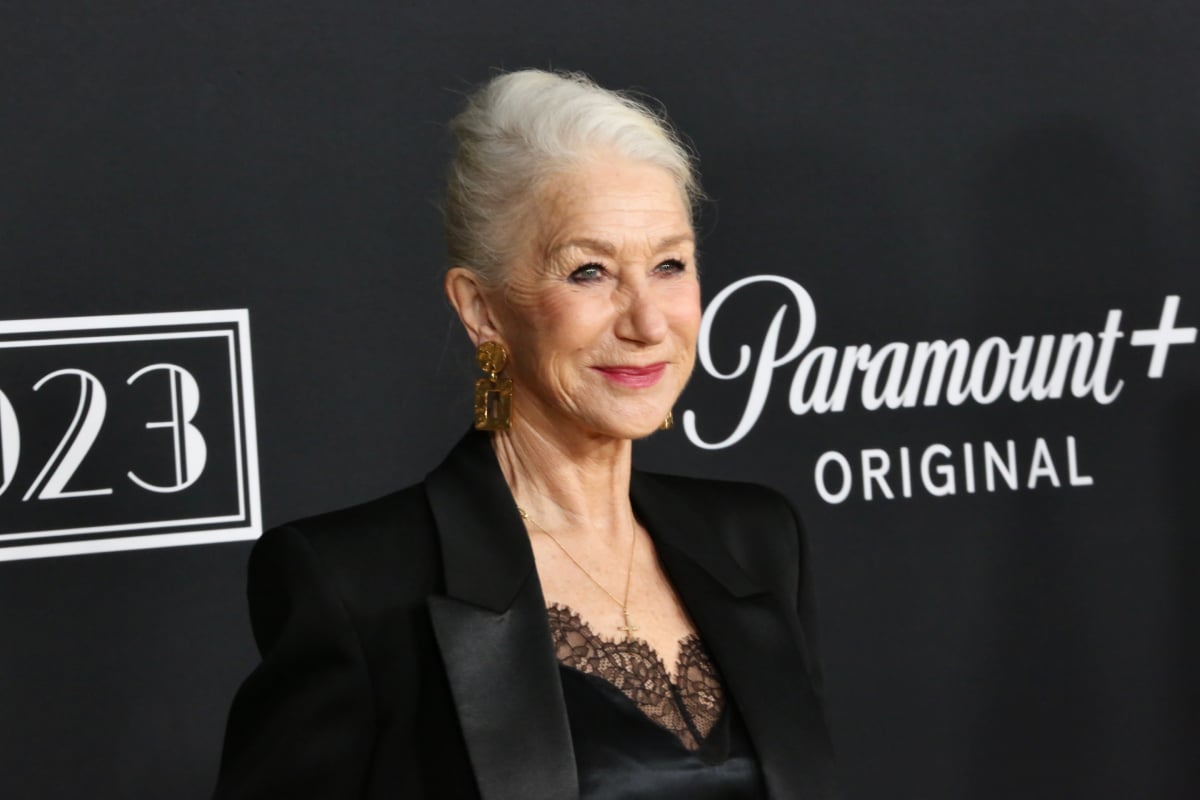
left=655, top=258, right=687, bottom=274
left=568, top=263, right=606, bottom=283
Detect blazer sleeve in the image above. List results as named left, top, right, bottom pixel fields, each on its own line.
left=782, top=495, right=827, bottom=701
left=748, top=485, right=835, bottom=740
left=212, top=525, right=376, bottom=799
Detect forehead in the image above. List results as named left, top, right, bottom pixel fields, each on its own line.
left=530, top=157, right=693, bottom=254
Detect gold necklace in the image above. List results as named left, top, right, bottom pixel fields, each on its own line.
left=517, top=506, right=640, bottom=641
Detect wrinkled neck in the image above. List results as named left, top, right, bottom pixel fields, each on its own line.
left=490, top=425, right=635, bottom=545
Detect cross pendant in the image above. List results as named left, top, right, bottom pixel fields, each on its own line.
left=617, top=608, right=639, bottom=641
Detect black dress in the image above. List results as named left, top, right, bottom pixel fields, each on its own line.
left=548, top=604, right=766, bottom=799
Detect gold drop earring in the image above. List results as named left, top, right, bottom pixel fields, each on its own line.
left=659, top=410, right=674, bottom=431
left=473, top=341, right=513, bottom=431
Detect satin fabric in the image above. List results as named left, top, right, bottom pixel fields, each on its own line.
left=561, top=665, right=766, bottom=799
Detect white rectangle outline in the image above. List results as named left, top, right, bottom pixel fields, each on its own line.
left=0, top=331, right=245, bottom=524
left=0, top=330, right=246, bottom=534
left=0, top=309, right=262, bottom=561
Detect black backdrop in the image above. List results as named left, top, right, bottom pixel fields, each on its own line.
left=2, top=2, right=1198, bottom=798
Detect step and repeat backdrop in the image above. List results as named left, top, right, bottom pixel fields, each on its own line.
left=2, top=2, right=1197, bottom=798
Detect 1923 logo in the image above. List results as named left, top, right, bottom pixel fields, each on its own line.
left=0, top=310, right=261, bottom=560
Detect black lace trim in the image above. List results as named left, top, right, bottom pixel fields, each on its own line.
left=546, top=603, right=724, bottom=750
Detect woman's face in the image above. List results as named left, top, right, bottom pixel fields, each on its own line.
left=491, top=156, right=701, bottom=441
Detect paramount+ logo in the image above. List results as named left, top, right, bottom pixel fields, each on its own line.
left=684, top=276, right=1196, bottom=505
left=0, top=310, right=261, bottom=560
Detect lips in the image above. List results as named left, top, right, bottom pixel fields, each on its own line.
left=593, top=363, right=667, bottom=388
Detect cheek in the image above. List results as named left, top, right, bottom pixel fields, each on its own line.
left=499, top=282, right=570, bottom=344
left=666, top=283, right=703, bottom=341
left=507, top=292, right=612, bottom=373
left=540, top=296, right=610, bottom=348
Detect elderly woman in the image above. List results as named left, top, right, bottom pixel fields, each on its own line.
left=214, top=70, right=836, bottom=799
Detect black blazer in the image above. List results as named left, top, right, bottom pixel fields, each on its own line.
left=213, top=430, right=837, bottom=799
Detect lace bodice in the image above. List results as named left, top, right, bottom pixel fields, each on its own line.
left=546, top=603, right=725, bottom=750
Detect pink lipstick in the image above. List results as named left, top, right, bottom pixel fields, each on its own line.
left=593, top=363, right=667, bottom=388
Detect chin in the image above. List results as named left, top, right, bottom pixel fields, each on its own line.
left=583, top=410, right=673, bottom=441
left=596, top=425, right=662, bottom=442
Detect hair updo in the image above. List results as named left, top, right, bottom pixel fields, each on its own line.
left=444, top=69, right=701, bottom=285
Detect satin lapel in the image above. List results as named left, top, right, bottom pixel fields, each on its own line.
left=631, top=472, right=837, bottom=799
left=424, top=431, right=577, bottom=800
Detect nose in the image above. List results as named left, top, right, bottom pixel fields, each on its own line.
left=614, top=280, right=668, bottom=344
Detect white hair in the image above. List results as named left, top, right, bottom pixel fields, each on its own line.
left=444, top=69, right=702, bottom=285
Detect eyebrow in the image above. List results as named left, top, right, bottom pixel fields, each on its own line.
left=548, top=232, right=695, bottom=259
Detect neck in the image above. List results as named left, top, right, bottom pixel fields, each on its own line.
left=490, top=423, right=635, bottom=544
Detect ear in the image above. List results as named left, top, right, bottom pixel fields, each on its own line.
left=444, top=267, right=505, bottom=346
